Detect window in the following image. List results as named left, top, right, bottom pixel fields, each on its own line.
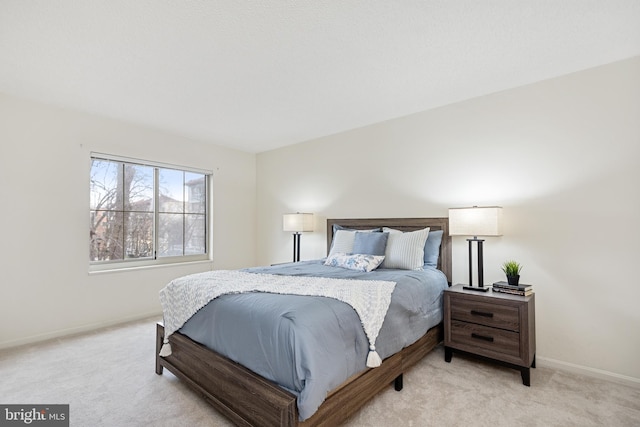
left=89, top=154, right=210, bottom=270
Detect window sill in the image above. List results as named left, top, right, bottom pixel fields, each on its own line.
left=88, top=258, right=213, bottom=275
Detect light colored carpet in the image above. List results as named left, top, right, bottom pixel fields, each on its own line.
left=1, top=317, right=638, bottom=426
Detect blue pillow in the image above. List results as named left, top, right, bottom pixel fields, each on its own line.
left=352, top=232, right=389, bottom=256
left=423, top=229, right=444, bottom=267
left=332, top=224, right=381, bottom=234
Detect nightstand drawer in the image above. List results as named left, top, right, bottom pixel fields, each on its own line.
left=450, top=298, right=519, bottom=331
left=449, top=320, right=520, bottom=358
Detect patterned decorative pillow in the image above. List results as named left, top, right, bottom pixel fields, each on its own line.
left=324, top=253, right=386, bottom=272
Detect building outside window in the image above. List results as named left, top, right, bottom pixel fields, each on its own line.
left=89, top=154, right=210, bottom=271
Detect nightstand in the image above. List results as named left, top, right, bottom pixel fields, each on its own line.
left=443, top=284, right=536, bottom=386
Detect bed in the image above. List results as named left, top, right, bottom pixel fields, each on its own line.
left=155, top=217, right=451, bottom=426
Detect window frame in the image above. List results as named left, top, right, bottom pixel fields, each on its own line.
left=89, top=152, right=212, bottom=273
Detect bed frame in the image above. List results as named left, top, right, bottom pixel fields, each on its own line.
left=155, top=217, right=451, bottom=426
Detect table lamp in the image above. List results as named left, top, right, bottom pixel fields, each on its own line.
left=283, top=213, right=314, bottom=262
left=449, top=206, right=503, bottom=291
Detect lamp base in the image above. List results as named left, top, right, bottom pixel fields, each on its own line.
left=462, top=285, right=491, bottom=292
left=292, top=232, right=301, bottom=263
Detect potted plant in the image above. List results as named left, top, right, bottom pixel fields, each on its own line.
left=501, top=260, right=523, bottom=286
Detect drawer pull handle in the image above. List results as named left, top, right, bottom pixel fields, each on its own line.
left=470, top=310, right=493, bottom=318
left=471, top=333, right=494, bottom=343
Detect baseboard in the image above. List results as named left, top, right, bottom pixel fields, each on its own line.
left=0, top=311, right=162, bottom=350
left=537, top=356, right=640, bottom=389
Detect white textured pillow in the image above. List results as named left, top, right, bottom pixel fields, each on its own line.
left=328, top=230, right=357, bottom=257
left=324, top=253, right=385, bottom=272
left=380, top=227, right=430, bottom=270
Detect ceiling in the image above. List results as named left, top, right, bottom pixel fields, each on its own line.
left=1, top=1, right=639, bottom=153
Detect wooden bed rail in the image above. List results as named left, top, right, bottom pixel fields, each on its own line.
left=156, top=322, right=443, bottom=426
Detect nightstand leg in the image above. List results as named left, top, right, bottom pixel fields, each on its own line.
left=521, top=367, right=531, bottom=386
left=444, top=346, right=452, bottom=363
left=532, top=354, right=536, bottom=368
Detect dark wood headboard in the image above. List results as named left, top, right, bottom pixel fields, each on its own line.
left=326, top=217, right=451, bottom=284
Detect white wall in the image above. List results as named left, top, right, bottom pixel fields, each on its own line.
left=257, top=57, right=640, bottom=383
left=0, top=93, right=257, bottom=348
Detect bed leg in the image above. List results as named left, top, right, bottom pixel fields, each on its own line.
left=394, top=374, right=403, bottom=391
left=155, top=323, right=164, bottom=375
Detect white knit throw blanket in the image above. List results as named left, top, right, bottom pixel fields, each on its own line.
left=159, top=270, right=396, bottom=368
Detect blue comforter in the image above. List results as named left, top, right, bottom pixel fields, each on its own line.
left=178, top=260, right=448, bottom=420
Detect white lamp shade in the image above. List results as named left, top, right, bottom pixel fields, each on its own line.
left=283, top=213, right=314, bottom=232
left=449, top=206, right=503, bottom=237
